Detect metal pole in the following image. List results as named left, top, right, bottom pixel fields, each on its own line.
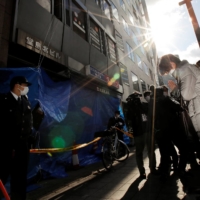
left=179, top=0, right=200, bottom=47
left=150, top=81, right=156, bottom=172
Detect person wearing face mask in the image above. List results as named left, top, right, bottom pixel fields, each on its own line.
left=161, top=85, right=169, bottom=97
left=0, top=76, right=33, bottom=200
left=159, top=54, right=200, bottom=136
left=107, top=110, right=125, bottom=141
left=144, top=90, right=151, bottom=103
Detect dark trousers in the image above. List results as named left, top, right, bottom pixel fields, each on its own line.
left=0, top=140, right=30, bottom=200
left=172, top=137, right=188, bottom=172
left=157, top=138, right=171, bottom=175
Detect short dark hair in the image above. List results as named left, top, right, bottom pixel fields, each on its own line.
left=115, top=111, right=120, bottom=115
left=159, top=54, right=181, bottom=75
left=10, top=76, right=31, bottom=90
left=161, top=85, right=168, bottom=92
left=143, top=90, right=151, bottom=97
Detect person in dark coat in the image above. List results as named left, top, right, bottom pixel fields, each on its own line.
left=126, top=91, right=157, bottom=179
left=107, top=110, right=125, bottom=141
left=150, top=87, right=191, bottom=179
left=0, top=76, right=33, bottom=200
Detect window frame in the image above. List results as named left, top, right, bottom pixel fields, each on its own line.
left=126, top=43, right=134, bottom=62
left=119, top=63, right=129, bottom=85
left=119, top=0, right=126, bottom=11
left=71, top=0, right=87, bottom=40
left=131, top=72, right=140, bottom=92
left=115, top=30, right=124, bottom=52
left=110, top=1, right=119, bottom=22
left=102, top=0, right=111, bottom=20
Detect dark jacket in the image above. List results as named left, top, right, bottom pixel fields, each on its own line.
left=0, top=92, right=33, bottom=147
left=126, top=97, right=148, bottom=136
left=107, top=116, right=125, bottom=130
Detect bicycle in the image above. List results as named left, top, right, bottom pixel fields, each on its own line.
left=95, top=126, right=130, bottom=170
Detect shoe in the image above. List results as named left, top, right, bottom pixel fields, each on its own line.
left=139, top=173, right=146, bottom=179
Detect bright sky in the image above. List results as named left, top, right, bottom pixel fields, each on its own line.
left=146, top=0, right=200, bottom=64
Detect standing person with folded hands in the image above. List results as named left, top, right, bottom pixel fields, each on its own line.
left=0, top=76, right=33, bottom=200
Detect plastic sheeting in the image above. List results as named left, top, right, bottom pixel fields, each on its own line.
left=0, top=68, right=128, bottom=180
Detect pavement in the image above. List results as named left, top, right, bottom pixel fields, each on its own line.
left=26, top=146, right=200, bottom=200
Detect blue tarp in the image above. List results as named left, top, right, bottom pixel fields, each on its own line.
left=0, top=67, right=129, bottom=180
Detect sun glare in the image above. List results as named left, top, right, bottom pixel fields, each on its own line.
left=148, top=0, right=182, bottom=51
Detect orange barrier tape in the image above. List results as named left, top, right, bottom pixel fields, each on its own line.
left=115, top=127, right=134, bottom=138
left=0, top=180, right=10, bottom=200
left=30, top=137, right=101, bottom=153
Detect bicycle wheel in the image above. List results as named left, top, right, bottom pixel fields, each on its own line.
left=115, top=141, right=129, bottom=162
left=102, top=139, right=113, bottom=170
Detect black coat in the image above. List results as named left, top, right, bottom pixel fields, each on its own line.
left=126, top=97, right=148, bottom=136
left=0, top=92, right=33, bottom=146
left=151, top=96, right=183, bottom=140
left=107, top=116, right=125, bottom=130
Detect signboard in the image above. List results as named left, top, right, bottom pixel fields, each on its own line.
left=107, top=37, right=117, bottom=63
left=90, top=19, right=101, bottom=51
left=119, top=63, right=129, bottom=85
left=85, top=65, right=119, bottom=89
left=17, top=29, right=64, bottom=65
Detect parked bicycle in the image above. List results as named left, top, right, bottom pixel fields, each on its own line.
left=95, top=126, right=130, bottom=170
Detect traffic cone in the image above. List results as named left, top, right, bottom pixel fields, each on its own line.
left=72, top=142, right=80, bottom=170
left=0, top=180, right=10, bottom=200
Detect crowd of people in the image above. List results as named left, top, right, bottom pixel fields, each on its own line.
left=123, top=55, right=200, bottom=181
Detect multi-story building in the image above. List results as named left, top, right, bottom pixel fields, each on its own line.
left=0, top=0, right=158, bottom=113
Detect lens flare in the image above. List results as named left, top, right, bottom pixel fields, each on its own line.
left=52, top=136, right=66, bottom=148
left=113, top=73, right=120, bottom=80
left=47, top=152, right=52, bottom=157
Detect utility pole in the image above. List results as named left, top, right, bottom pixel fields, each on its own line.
left=179, top=0, right=200, bottom=47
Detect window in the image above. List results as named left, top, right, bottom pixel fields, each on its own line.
left=54, top=0, right=62, bottom=21
left=132, top=5, right=138, bottom=19
left=128, top=11, right=134, bottom=24
left=107, top=36, right=117, bottom=63
left=140, top=45, right=146, bottom=55
left=115, top=30, right=124, bottom=51
left=119, top=63, right=129, bottom=85
left=65, top=0, right=70, bottom=26
left=126, top=43, right=134, bottom=62
left=143, top=62, right=149, bottom=76
left=140, top=79, right=146, bottom=93
left=35, top=0, right=51, bottom=12
left=111, top=2, right=119, bottom=21
left=119, top=0, right=126, bottom=11
left=103, top=0, right=111, bottom=20
left=127, top=0, right=131, bottom=5
left=72, top=1, right=87, bottom=40
left=149, top=69, right=154, bottom=81
left=95, top=0, right=101, bottom=7
left=122, top=18, right=130, bottom=35
left=130, top=30, right=138, bottom=46
left=136, top=54, right=142, bottom=69
left=90, top=19, right=102, bottom=52
left=132, top=72, right=139, bottom=92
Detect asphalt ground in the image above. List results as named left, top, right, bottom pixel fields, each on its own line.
left=26, top=146, right=200, bottom=200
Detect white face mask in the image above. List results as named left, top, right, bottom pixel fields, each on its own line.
left=145, top=96, right=150, bottom=102
left=163, top=92, right=168, bottom=97
left=19, top=86, right=29, bottom=95
left=169, top=69, right=175, bottom=75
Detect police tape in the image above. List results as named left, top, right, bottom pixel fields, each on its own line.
left=115, top=127, right=134, bottom=138
left=30, top=137, right=101, bottom=153
left=30, top=129, right=133, bottom=153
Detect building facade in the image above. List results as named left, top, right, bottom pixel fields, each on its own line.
left=0, top=0, right=158, bottom=110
